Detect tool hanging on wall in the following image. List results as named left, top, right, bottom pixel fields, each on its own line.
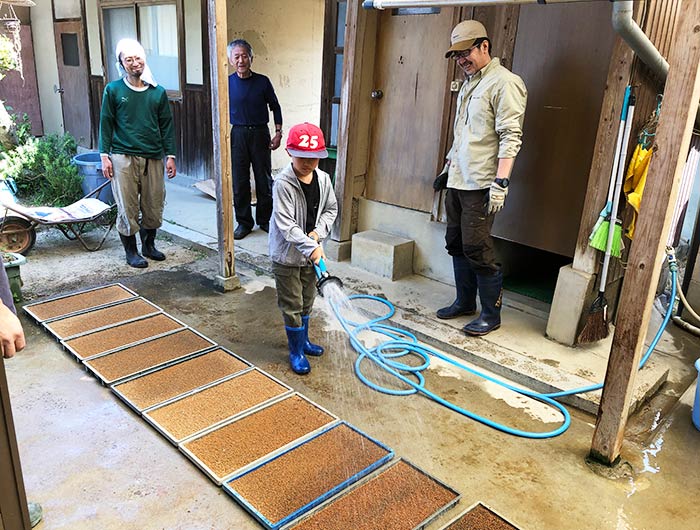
left=624, top=95, right=661, bottom=240
left=588, top=86, right=633, bottom=257
left=579, top=86, right=636, bottom=344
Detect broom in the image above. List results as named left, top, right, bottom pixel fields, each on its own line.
left=579, top=90, right=636, bottom=344
left=588, top=86, right=631, bottom=259
left=589, top=218, right=624, bottom=258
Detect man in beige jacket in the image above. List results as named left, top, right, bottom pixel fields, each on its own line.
left=437, top=20, right=527, bottom=336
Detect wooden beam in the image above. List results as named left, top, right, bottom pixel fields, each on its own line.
left=590, top=0, right=700, bottom=465
left=208, top=0, right=239, bottom=291
left=472, top=5, right=520, bottom=71
left=0, top=360, right=31, bottom=530
left=332, top=0, right=378, bottom=242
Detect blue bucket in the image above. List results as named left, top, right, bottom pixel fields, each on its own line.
left=72, top=152, right=115, bottom=205
left=693, top=359, right=700, bottom=431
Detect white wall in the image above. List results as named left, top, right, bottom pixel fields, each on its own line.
left=229, top=0, right=325, bottom=170
left=30, top=0, right=63, bottom=134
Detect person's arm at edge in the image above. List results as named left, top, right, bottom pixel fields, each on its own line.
left=0, top=267, right=24, bottom=359
left=158, top=89, right=177, bottom=178
left=99, top=85, right=115, bottom=179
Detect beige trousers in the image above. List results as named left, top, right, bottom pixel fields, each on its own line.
left=111, top=154, right=166, bottom=236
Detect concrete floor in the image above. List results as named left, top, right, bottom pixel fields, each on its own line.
left=3, top=185, right=700, bottom=529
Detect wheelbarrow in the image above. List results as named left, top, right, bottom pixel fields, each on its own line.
left=0, top=180, right=117, bottom=255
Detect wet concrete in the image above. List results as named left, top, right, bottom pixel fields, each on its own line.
left=4, top=230, right=700, bottom=529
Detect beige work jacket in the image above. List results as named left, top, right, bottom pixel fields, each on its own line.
left=447, top=58, right=527, bottom=190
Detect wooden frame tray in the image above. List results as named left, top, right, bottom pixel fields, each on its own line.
left=180, top=392, right=338, bottom=485
left=23, top=283, right=137, bottom=323
left=224, top=422, right=394, bottom=530
left=111, top=347, right=250, bottom=414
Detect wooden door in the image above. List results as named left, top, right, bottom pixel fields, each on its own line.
left=491, top=3, right=616, bottom=256
left=366, top=8, right=455, bottom=212
left=0, top=25, right=43, bottom=136
left=54, top=20, right=92, bottom=147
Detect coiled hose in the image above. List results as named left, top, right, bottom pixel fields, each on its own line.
left=326, top=249, right=678, bottom=438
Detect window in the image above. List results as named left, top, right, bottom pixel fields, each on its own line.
left=61, top=34, right=80, bottom=66
left=391, top=8, right=441, bottom=16
left=101, top=1, right=180, bottom=94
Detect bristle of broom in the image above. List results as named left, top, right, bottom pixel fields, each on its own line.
left=589, top=220, right=610, bottom=250
left=577, top=298, right=609, bottom=344
left=589, top=221, right=623, bottom=259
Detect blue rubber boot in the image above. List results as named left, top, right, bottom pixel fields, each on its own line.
left=437, top=255, right=477, bottom=319
left=463, top=271, right=503, bottom=336
left=285, top=325, right=311, bottom=374
left=301, top=315, right=324, bottom=356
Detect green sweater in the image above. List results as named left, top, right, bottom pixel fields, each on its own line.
left=98, top=79, right=176, bottom=159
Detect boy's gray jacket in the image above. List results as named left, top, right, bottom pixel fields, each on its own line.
left=268, top=164, right=338, bottom=266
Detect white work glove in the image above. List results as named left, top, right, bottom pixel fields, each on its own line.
left=488, top=180, right=508, bottom=215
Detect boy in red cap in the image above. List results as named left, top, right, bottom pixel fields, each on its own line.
left=269, top=123, right=338, bottom=374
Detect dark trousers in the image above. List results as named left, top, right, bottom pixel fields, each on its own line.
left=444, top=188, right=500, bottom=276
left=231, top=126, right=273, bottom=229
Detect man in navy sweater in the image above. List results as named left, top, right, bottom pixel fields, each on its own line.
left=228, top=39, right=283, bottom=240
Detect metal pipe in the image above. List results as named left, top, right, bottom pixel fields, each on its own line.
left=362, top=0, right=698, bottom=123
left=363, top=0, right=593, bottom=8
left=612, top=0, right=669, bottom=79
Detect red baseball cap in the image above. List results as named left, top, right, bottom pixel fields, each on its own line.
left=286, top=122, right=329, bottom=159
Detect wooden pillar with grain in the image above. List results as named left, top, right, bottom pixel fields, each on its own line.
left=208, top=0, right=240, bottom=291
left=332, top=0, right=378, bottom=243
left=590, top=0, right=700, bottom=465
left=0, top=360, right=31, bottom=530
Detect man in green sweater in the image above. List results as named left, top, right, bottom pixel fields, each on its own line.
left=98, top=38, right=176, bottom=268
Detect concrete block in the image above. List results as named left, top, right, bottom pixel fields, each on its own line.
left=351, top=230, right=414, bottom=280
left=324, top=239, right=352, bottom=262
left=546, top=264, right=595, bottom=345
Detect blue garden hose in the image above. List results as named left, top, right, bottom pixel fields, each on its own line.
left=323, top=250, right=678, bottom=439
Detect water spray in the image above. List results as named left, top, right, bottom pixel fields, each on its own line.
left=318, top=249, right=677, bottom=438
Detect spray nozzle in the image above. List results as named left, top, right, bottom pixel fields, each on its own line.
left=313, top=257, right=343, bottom=296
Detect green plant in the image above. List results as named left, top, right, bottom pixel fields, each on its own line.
left=0, top=35, right=17, bottom=78
left=12, top=113, right=31, bottom=145
left=0, top=133, right=83, bottom=207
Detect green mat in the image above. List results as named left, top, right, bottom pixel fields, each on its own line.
left=503, top=274, right=556, bottom=304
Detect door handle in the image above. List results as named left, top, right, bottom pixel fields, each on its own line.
left=371, top=89, right=383, bottom=100
left=53, top=85, right=64, bottom=94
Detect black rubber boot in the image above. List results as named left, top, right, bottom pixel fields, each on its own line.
left=119, top=234, right=148, bottom=268
left=139, top=228, right=166, bottom=261
left=437, top=255, right=477, bottom=319
left=463, top=271, right=503, bottom=336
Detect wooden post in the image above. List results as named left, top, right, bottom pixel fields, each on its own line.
left=0, top=361, right=31, bottom=530
left=590, top=0, right=700, bottom=465
left=208, top=0, right=240, bottom=291
left=331, top=0, right=378, bottom=242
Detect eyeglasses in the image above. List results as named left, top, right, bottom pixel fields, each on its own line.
left=452, top=45, right=478, bottom=60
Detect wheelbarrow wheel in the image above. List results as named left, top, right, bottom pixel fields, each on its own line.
left=0, top=217, right=36, bottom=255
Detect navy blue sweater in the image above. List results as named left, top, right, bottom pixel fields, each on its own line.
left=228, top=72, right=283, bottom=126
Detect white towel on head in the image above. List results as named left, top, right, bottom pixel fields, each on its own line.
left=115, top=38, right=158, bottom=87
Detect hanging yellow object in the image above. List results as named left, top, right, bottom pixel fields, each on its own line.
left=624, top=143, right=653, bottom=239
